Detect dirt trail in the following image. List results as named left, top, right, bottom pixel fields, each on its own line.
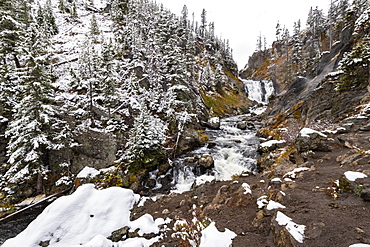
left=132, top=118, right=370, bottom=247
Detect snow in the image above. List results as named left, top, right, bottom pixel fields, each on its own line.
left=276, top=211, right=306, bottom=243
left=77, top=166, right=100, bottom=178
left=266, top=200, right=286, bottom=210
left=199, top=222, right=237, bottom=247
left=300, top=128, right=327, bottom=138
left=349, top=244, right=370, bottom=247
left=242, top=183, right=252, bottom=194
left=271, top=177, right=282, bottom=182
left=2, top=184, right=166, bottom=247
left=209, top=117, right=220, bottom=124
left=257, top=195, right=268, bottom=209
left=195, top=175, right=216, bottom=186
left=260, top=139, right=286, bottom=148
left=283, top=167, right=309, bottom=179
left=344, top=171, right=368, bottom=181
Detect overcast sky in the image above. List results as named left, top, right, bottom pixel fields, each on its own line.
left=156, top=0, right=332, bottom=69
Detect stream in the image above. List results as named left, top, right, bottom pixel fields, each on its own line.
left=170, top=114, right=260, bottom=193
left=0, top=80, right=274, bottom=245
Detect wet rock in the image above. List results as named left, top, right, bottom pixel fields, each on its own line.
left=226, top=186, right=254, bottom=208
left=207, top=142, right=217, bottom=149
left=271, top=216, right=294, bottom=247
left=270, top=158, right=296, bottom=177
left=158, top=162, right=171, bottom=175
left=202, top=117, right=221, bottom=130
left=176, top=127, right=209, bottom=154
left=237, top=122, right=247, bottom=130
left=198, top=155, right=214, bottom=169
left=259, top=140, right=286, bottom=153
left=288, top=150, right=304, bottom=165
left=360, top=124, right=370, bottom=131
left=336, top=152, right=362, bottom=166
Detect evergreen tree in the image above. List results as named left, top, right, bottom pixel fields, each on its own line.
left=89, top=13, right=100, bottom=39
left=4, top=21, right=70, bottom=191
left=125, top=104, right=167, bottom=171
left=181, top=5, right=188, bottom=28
left=276, top=21, right=282, bottom=41
left=200, top=8, right=207, bottom=38
left=292, top=20, right=303, bottom=74
left=70, top=2, right=78, bottom=19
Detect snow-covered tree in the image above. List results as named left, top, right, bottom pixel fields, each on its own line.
left=292, top=20, right=303, bottom=74
left=125, top=104, right=167, bottom=171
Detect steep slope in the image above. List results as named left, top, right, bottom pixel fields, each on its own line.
left=0, top=0, right=252, bottom=205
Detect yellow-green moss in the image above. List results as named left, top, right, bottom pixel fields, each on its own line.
left=272, top=113, right=287, bottom=129
left=292, top=102, right=304, bottom=120
left=197, top=130, right=209, bottom=144
left=201, top=88, right=248, bottom=116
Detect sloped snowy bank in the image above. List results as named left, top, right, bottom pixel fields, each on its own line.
left=2, top=184, right=164, bottom=247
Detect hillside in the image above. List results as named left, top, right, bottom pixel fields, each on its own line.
left=1, top=0, right=370, bottom=246
left=0, top=0, right=252, bottom=205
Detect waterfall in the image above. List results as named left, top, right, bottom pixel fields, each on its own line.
left=242, top=80, right=274, bottom=104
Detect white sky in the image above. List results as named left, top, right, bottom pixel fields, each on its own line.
left=156, top=0, right=331, bottom=69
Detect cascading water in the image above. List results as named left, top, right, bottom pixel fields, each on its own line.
left=167, top=80, right=274, bottom=193
left=242, top=79, right=274, bottom=104
left=170, top=115, right=260, bottom=193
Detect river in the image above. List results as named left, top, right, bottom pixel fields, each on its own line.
left=0, top=80, right=274, bottom=244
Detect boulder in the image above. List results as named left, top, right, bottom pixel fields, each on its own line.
left=237, top=122, right=247, bottom=130
left=295, top=128, right=337, bottom=152
left=70, top=130, right=117, bottom=173
left=198, top=155, right=214, bottom=169
left=176, top=127, right=209, bottom=154
left=202, top=117, right=221, bottom=130
left=360, top=188, right=370, bottom=201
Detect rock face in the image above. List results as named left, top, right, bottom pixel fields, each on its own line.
left=71, top=130, right=117, bottom=174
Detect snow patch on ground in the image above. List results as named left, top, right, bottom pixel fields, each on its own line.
left=77, top=166, right=100, bottom=178
left=257, top=195, right=268, bottom=209
left=300, top=128, right=327, bottom=138
left=344, top=171, right=368, bottom=181
left=2, top=184, right=166, bottom=247
left=266, top=200, right=286, bottom=210
left=283, top=167, right=310, bottom=180
left=260, top=140, right=286, bottom=148
left=199, top=222, right=237, bottom=247
left=276, top=211, right=306, bottom=243
left=195, top=175, right=216, bottom=186
left=242, top=183, right=252, bottom=194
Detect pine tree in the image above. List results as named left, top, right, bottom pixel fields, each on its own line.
left=200, top=8, right=207, bottom=38
left=58, top=0, right=65, bottom=12
left=292, top=20, right=303, bottom=75
left=125, top=104, right=167, bottom=171
left=4, top=22, right=70, bottom=192
left=276, top=21, right=282, bottom=41
left=181, top=5, right=188, bottom=28
left=70, top=2, right=78, bottom=19
left=89, top=13, right=100, bottom=39
left=256, top=33, right=262, bottom=51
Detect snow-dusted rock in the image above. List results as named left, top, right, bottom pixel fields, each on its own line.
left=295, top=127, right=337, bottom=152
left=202, top=117, right=221, bottom=130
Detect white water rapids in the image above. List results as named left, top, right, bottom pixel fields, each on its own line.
left=169, top=80, right=275, bottom=193
left=171, top=115, right=260, bottom=193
